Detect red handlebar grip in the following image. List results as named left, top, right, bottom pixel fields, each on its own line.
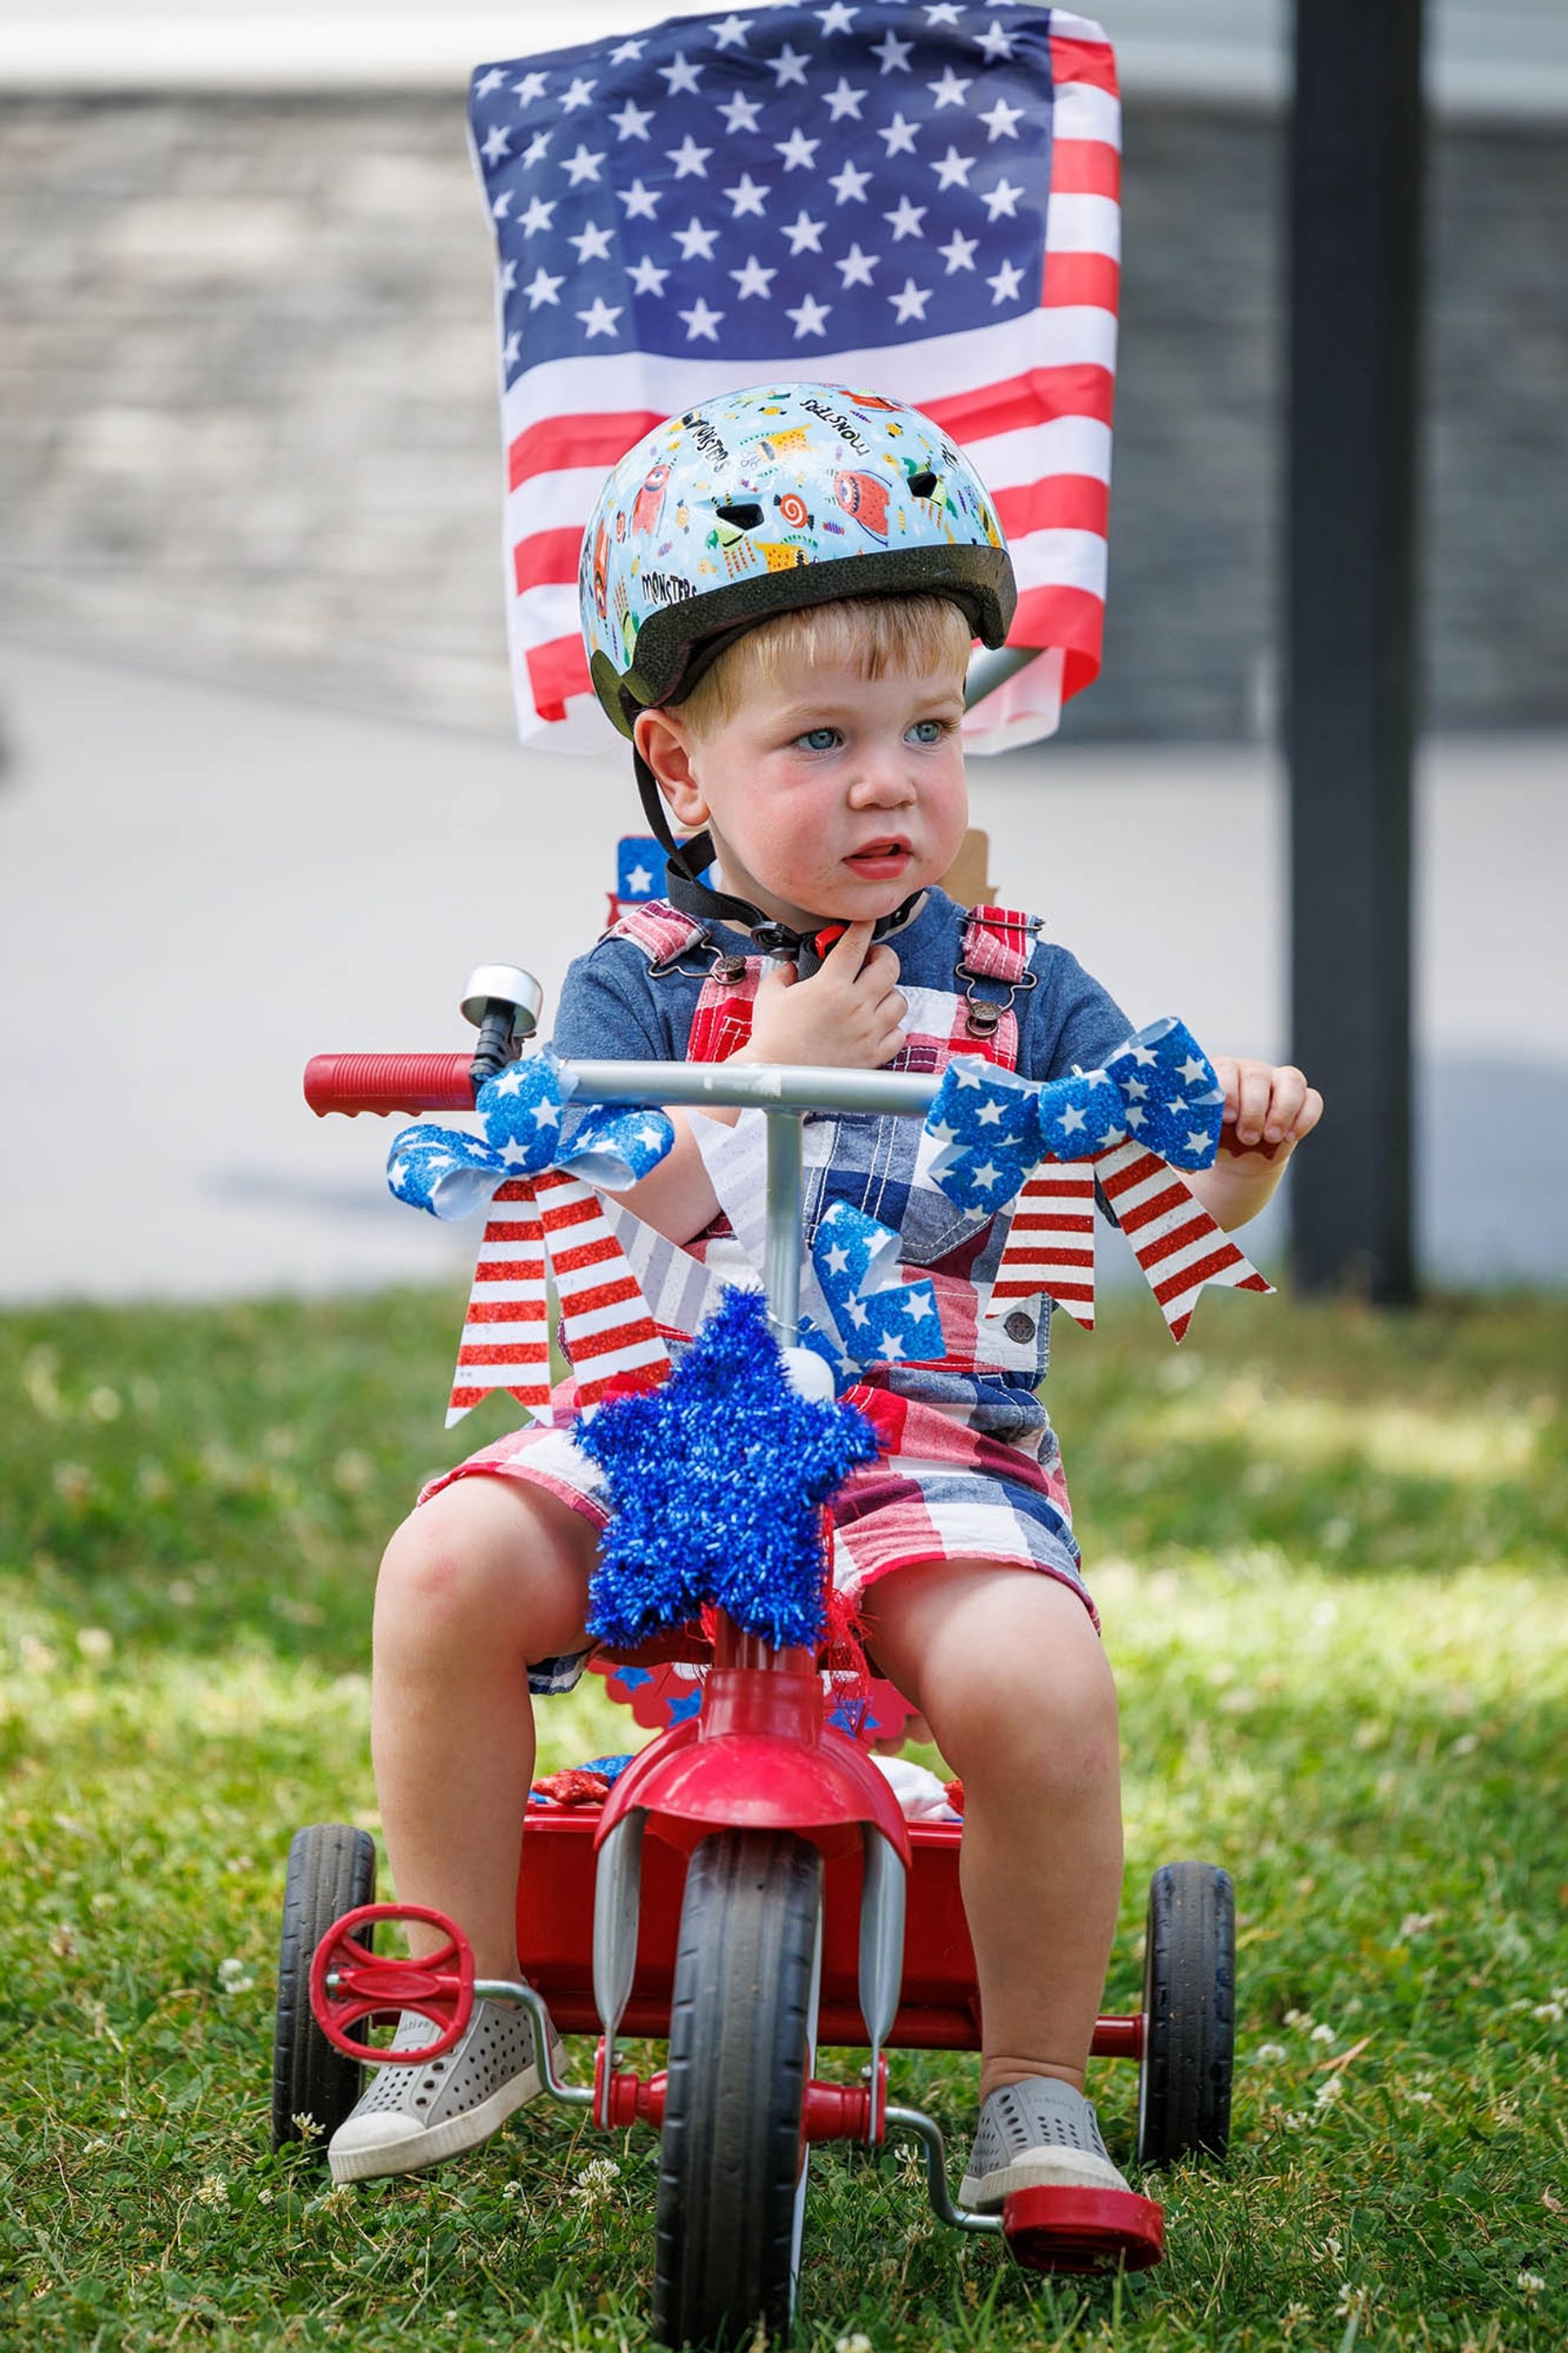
left=304, top=1053, right=476, bottom=1117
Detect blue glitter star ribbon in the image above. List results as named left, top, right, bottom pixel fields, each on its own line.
left=926, top=1017, right=1272, bottom=1342
left=387, top=1050, right=676, bottom=1422
left=576, top=1286, right=881, bottom=1651
left=798, top=1201, right=944, bottom=1386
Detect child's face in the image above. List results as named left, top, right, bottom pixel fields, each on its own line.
left=639, top=649, right=969, bottom=933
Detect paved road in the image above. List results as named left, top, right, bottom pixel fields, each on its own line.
left=2, top=634, right=1564, bottom=1302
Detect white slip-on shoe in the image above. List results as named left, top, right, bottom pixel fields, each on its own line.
left=957, top=2077, right=1130, bottom=2213
left=327, top=1996, right=563, bottom=2185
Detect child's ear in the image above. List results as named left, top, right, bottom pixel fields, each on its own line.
left=635, top=708, right=710, bottom=831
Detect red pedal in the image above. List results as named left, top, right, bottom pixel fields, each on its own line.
left=1001, top=2186, right=1165, bottom=2275
left=310, top=1902, right=475, bottom=2063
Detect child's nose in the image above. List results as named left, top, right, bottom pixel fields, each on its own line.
left=847, top=749, right=916, bottom=806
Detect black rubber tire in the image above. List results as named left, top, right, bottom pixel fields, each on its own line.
left=270, top=1822, right=377, bottom=2156
left=1136, top=1860, right=1235, bottom=2168
left=653, top=1829, right=823, bottom=2352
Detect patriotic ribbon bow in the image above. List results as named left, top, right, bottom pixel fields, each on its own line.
left=389, top=1052, right=675, bottom=1425
left=926, top=1017, right=1272, bottom=1341
left=798, top=1201, right=944, bottom=1385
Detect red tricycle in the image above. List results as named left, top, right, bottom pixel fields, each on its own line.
left=272, top=974, right=1236, bottom=2351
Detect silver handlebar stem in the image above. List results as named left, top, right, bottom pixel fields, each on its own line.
left=764, top=1112, right=804, bottom=1346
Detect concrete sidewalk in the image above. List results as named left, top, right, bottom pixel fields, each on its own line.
left=2, top=633, right=1564, bottom=1303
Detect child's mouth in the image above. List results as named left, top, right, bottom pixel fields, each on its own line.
left=843, top=840, right=912, bottom=879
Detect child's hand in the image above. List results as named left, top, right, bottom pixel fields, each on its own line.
left=736, top=921, right=907, bottom=1070
left=1211, top=1057, right=1324, bottom=1161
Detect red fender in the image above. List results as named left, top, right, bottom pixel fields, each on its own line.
left=595, top=1665, right=912, bottom=1864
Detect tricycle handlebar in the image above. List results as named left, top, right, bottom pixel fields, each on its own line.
left=305, top=1053, right=942, bottom=1121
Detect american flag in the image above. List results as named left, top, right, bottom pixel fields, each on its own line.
left=470, top=2, right=1120, bottom=755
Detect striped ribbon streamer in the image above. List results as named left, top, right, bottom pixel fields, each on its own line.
left=451, top=1166, right=669, bottom=1427
left=931, top=1017, right=1274, bottom=1343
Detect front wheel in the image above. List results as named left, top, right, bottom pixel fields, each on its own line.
left=270, top=1823, right=377, bottom=2155
left=653, top=1829, right=823, bottom=2351
left=1136, top=1860, right=1235, bottom=2168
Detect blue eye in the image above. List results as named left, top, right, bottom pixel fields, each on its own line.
left=908, top=718, right=950, bottom=745
left=798, top=726, right=840, bottom=751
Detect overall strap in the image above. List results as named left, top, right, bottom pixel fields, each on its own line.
left=953, top=904, right=1039, bottom=1069
left=605, top=898, right=710, bottom=969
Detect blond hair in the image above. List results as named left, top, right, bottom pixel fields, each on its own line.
left=678, top=593, right=972, bottom=736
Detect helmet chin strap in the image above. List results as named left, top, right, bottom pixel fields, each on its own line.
left=635, top=749, right=922, bottom=962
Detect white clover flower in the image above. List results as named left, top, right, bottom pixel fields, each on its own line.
left=292, top=2111, right=322, bottom=2141
left=194, top=2176, right=229, bottom=2209
left=1283, top=2008, right=1314, bottom=2032
left=1517, top=2272, right=1545, bottom=2300
left=1254, top=2043, right=1288, bottom=2063
left=256, top=2188, right=274, bottom=2207
left=1407, top=2088, right=1435, bottom=2106
left=502, top=2181, right=524, bottom=2200
left=1309, top=2023, right=1336, bottom=2045
left=571, top=2155, right=622, bottom=2204
left=1531, top=2000, right=1563, bottom=2024
left=1314, top=2077, right=1344, bottom=2108
left=836, top=2336, right=874, bottom=2353
left=217, top=1959, right=255, bottom=1994
left=1398, top=1911, right=1437, bottom=1939
left=1334, top=2284, right=1372, bottom=2319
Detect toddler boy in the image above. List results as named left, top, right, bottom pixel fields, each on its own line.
left=329, top=385, right=1320, bottom=2201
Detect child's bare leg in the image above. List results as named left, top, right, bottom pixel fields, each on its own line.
left=858, top=1561, right=1122, bottom=2105
left=370, top=1476, right=596, bottom=1978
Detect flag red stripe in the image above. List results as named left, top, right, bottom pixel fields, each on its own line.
left=993, top=474, right=1110, bottom=540
left=1040, top=251, right=1120, bottom=311
left=525, top=631, right=591, bottom=721
left=465, top=1299, right=547, bottom=1322
left=508, top=408, right=665, bottom=492
left=1050, top=33, right=1119, bottom=96
left=1012, top=582, right=1106, bottom=663
left=457, top=1343, right=551, bottom=1366
left=1096, top=1151, right=1166, bottom=1199
left=568, top=1318, right=661, bottom=1362
left=471, top=1259, right=550, bottom=1283
left=1006, top=1214, right=1095, bottom=1233
left=1134, top=1214, right=1217, bottom=1270
left=995, top=1277, right=1095, bottom=1303
left=548, top=1237, right=624, bottom=1276
left=1154, top=1246, right=1245, bottom=1306
left=1113, top=1183, right=1192, bottom=1233
left=514, top=524, right=582, bottom=596
left=921, top=361, right=1115, bottom=441
left=1052, top=139, right=1121, bottom=199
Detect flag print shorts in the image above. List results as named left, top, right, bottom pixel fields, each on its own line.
left=416, top=1384, right=1098, bottom=1697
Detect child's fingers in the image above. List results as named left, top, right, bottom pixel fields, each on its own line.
left=1286, top=1085, right=1325, bottom=1143
left=1262, top=1063, right=1309, bottom=1143
left=823, top=920, right=875, bottom=976
left=1232, top=1061, right=1274, bottom=1146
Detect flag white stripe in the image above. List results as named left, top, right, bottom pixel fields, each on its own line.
left=1054, top=82, right=1122, bottom=150
left=1045, top=193, right=1122, bottom=259
left=499, top=304, right=1116, bottom=448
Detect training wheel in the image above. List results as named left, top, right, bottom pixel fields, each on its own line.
left=309, top=1902, right=474, bottom=2064
left=1001, top=2186, right=1165, bottom=2275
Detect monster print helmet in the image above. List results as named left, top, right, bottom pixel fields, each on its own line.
left=580, top=380, right=1017, bottom=738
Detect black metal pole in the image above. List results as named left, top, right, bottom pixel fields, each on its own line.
left=1286, top=0, right=1424, bottom=1300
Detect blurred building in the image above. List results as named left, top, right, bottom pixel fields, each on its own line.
left=2, top=0, right=1565, bottom=742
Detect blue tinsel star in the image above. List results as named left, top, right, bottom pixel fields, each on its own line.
left=574, top=1287, right=881, bottom=1651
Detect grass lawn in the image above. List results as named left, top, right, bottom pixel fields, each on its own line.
left=1, top=1286, right=1564, bottom=2351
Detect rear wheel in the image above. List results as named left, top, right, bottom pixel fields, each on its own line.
left=270, top=1823, right=377, bottom=2155
left=653, top=1830, right=823, bottom=2351
left=1136, top=1860, right=1234, bottom=2167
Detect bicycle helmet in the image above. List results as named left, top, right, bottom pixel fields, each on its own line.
left=578, top=381, right=1016, bottom=952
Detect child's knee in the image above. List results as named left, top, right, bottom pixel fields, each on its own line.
left=374, top=1482, right=589, bottom=1654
